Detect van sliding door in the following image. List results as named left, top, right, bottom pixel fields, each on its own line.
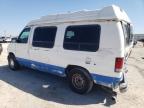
left=29, top=26, right=62, bottom=75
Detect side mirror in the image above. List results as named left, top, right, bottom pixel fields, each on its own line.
left=11, top=38, right=18, bottom=43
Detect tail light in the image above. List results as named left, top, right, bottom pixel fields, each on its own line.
left=115, top=57, right=124, bottom=72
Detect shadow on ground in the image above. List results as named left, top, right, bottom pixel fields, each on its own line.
left=0, top=65, right=116, bottom=106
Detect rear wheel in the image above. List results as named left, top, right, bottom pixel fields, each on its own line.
left=67, top=68, right=93, bottom=94
left=8, top=54, right=20, bottom=70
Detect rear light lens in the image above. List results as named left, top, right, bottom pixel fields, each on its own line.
left=115, top=57, right=124, bottom=72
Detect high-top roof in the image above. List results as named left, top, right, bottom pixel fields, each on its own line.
left=27, top=5, right=131, bottom=26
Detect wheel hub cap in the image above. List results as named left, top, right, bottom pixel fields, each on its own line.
left=72, top=73, right=85, bottom=89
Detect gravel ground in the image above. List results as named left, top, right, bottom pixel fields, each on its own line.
left=0, top=43, right=144, bottom=108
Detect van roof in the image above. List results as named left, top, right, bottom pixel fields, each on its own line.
left=27, top=5, right=131, bottom=26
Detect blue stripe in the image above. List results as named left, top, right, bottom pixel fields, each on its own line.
left=92, top=73, right=122, bottom=87
left=16, top=57, right=122, bottom=88
left=16, top=57, right=65, bottom=77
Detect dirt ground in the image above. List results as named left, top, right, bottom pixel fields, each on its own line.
left=0, top=43, right=144, bottom=108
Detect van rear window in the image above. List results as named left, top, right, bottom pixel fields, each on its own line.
left=63, top=25, right=101, bottom=52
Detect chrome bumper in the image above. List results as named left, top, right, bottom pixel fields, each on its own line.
left=119, top=72, right=127, bottom=93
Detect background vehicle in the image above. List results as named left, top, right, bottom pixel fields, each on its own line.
left=0, top=37, right=12, bottom=43
left=7, top=5, right=133, bottom=95
left=0, top=37, right=6, bottom=42
left=5, top=37, right=12, bottom=43
left=134, top=34, right=144, bottom=47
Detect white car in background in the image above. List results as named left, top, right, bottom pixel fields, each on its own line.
left=0, top=37, right=6, bottom=42
left=5, top=37, right=12, bottom=42
left=0, top=37, right=12, bottom=43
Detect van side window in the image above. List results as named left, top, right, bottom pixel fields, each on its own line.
left=63, top=25, right=101, bottom=52
left=122, top=23, right=133, bottom=46
left=32, top=27, right=57, bottom=48
left=17, top=28, right=31, bottom=43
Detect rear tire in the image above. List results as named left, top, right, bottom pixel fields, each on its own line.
left=67, top=68, right=93, bottom=94
left=8, top=54, right=20, bottom=70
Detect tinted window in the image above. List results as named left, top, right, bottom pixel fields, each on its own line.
left=122, top=23, right=133, bottom=46
left=32, top=27, right=57, bottom=48
left=18, top=28, right=30, bottom=43
left=63, top=25, right=101, bottom=52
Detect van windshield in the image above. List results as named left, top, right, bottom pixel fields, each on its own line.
left=122, top=22, right=133, bottom=46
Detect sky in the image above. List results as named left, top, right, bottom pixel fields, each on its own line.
left=0, top=0, right=144, bottom=36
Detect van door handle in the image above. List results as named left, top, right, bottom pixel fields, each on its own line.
left=44, top=49, right=49, bottom=51
left=33, top=48, right=39, bottom=50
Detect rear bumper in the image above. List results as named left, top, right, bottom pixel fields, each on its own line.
left=119, top=73, right=127, bottom=93
left=92, top=72, right=127, bottom=92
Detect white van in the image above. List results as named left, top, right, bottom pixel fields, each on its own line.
left=7, top=5, right=133, bottom=94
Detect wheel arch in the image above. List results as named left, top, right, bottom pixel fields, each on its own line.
left=65, top=65, right=93, bottom=80
left=8, top=52, right=15, bottom=59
